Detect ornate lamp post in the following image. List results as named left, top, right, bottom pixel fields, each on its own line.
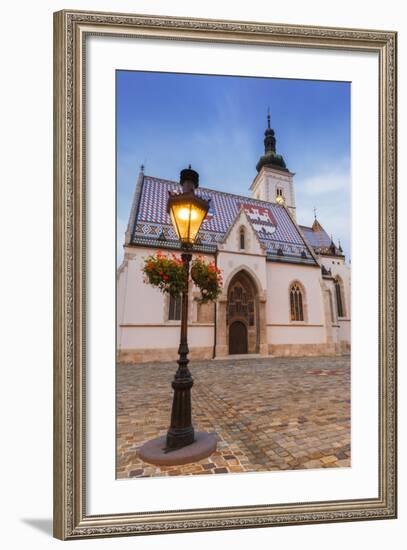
left=139, top=167, right=217, bottom=466
left=165, top=166, right=209, bottom=451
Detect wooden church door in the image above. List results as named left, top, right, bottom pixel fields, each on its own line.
left=229, top=321, right=248, bottom=355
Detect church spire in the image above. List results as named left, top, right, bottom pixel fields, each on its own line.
left=264, top=109, right=276, bottom=154
left=256, top=109, right=288, bottom=172
left=329, top=235, right=337, bottom=255
left=311, top=209, right=324, bottom=232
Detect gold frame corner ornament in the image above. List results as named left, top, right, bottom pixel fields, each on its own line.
left=53, top=9, right=397, bottom=540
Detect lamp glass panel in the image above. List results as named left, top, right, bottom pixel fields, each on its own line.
left=169, top=200, right=207, bottom=244
left=188, top=204, right=207, bottom=243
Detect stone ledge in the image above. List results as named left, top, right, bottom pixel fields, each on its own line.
left=118, top=342, right=351, bottom=363
left=269, top=342, right=350, bottom=357
left=118, top=346, right=213, bottom=364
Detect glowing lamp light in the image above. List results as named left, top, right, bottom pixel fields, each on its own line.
left=178, top=208, right=196, bottom=220
left=167, top=167, right=209, bottom=247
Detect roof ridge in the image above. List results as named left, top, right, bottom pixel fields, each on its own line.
left=143, top=174, right=287, bottom=209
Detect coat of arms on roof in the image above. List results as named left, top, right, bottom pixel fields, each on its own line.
left=238, top=202, right=277, bottom=235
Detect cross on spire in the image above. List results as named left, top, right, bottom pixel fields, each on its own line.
left=267, top=107, right=271, bottom=129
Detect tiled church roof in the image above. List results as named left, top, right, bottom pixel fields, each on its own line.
left=131, top=175, right=317, bottom=265
left=299, top=219, right=343, bottom=257
left=300, top=225, right=331, bottom=249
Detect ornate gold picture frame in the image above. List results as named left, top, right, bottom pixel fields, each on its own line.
left=53, top=9, right=397, bottom=540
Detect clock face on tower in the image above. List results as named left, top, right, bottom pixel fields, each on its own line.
left=276, top=194, right=285, bottom=205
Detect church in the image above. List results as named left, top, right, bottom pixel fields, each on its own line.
left=117, top=116, right=351, bottom=363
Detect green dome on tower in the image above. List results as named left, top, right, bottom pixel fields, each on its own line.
left=256, top=110, right=288, bottom=173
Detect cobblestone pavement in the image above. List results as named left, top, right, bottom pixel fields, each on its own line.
left=117, top=356, right=350, bottom=478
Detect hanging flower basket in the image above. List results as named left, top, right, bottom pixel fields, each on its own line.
left=142, top=252, right=223, bottom=303
left=142, top=251, right=187, bottom=297
left=191, top=256, right=223, bottom=304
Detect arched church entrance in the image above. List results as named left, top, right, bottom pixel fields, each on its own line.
left=227, top=270, right=259, bottom=355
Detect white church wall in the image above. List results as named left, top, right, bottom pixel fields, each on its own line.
left=266, top=262, right=332, bottom=355
left=121, top=249, right=167, bottom=324
left=266, top=262, right=325, bottom=326
left=117, top=246, right=216, bottom=363
left=217, top=253, right=267, bottom=298
left=120, top=325, right=214, bottom=352
left=217, top=208, right=268, bottom=297
left=331, top=262, right=351, bottom=319
left=338, top=320, right=351, bottom=346
left=319, top=256, right=351, bottom=350
left=269, top=325, right=326, bottom=345
left=117, top=262, right=128, bottom=351
left=218, top=208, right=265, bottom=255
left=117, top=241, right=350, bottom=361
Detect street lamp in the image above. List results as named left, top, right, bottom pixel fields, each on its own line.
left=165, top=166, right=209, bottom=451
left=138, top=166, right=217, bottom=466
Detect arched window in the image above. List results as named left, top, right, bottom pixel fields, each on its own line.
left=239, top=227, right=245, bottom=250
left=327, top=290, right=335, bottom=322
left=290, top=283, right=304, bottom=321
left=168, top=294, right=182, bottom=321
left=335, top=278, right=345, bottom=317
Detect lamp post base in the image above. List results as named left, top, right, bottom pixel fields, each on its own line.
left=138, top=432, right=217, bottom=466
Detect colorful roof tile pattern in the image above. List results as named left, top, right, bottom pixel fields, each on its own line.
left=132, top=175, right=317, bottom=265
left=300, top=225, right=331, bottom=249
left=300, top=220, right=343, bottom=257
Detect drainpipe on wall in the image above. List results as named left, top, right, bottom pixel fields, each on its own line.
left=212, top=249, right=218, bottom=359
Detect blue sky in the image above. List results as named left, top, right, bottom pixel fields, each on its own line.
left=117, top=71, right=350, bottom=263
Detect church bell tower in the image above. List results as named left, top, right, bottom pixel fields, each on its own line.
left=250, top=111, right=296, bottom=219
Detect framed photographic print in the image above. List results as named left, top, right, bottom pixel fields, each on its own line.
left=53, top=10, right=397, bottom=540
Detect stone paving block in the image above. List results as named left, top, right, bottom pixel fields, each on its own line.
left=117, top=356, right=350, bottom=477
left=302, top=459, right=323, bottom=469
left=320, top=455, right=338, bottom=465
